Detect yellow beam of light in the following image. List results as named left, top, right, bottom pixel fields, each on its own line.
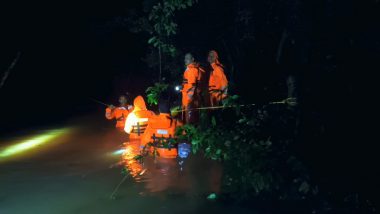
left=0, top=128, right=69, bottom=158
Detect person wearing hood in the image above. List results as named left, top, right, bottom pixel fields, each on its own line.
left=124, top=95, right=154, bottom=138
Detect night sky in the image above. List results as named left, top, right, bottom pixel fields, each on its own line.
left=0, top=1, right=149, bottom=133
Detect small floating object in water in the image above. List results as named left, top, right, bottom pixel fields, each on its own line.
left=207, top=193, right=217, bottom=200
left=178, top=143, right=191, bottom=158
left=139, top=168, right=147, bottom=176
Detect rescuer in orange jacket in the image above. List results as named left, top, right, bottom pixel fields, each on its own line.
left=105, top=95, right=133, bottom=130
left=141, top=99, right=182, bottom=158
left=182, top=53, right=201, bottom=123
left=124, top=95, right=154, bottom=138
left=208, top=50, right=228, bottom=107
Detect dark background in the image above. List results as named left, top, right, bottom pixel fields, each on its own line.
left=0, top=1, right=148, bottom=133
left=1, top=0, right=379, bottom=205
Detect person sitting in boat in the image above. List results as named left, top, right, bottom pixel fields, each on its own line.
left=124, top=95, right=154, bottom=139
left=105, top=95, right=133, bottom=131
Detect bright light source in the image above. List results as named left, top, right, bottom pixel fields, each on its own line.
left=0, top=128, right=68, bottom=158
left=175, top=85, right=180, bottom=91
left=113, top=149, right=125, bottom=155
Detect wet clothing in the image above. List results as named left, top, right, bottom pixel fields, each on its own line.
left=141, top=113, right=182, bottom=158
left=182, top=63, right=200, bottom=108
left=209, top=62, right=228, bottom=106
left=141, top=113, right=182, bottom=146
left=182, top=63, right=203, bottom=123
left=105, top=105, right=133, bottom=129
left=124, top=96, right=154, bottom=138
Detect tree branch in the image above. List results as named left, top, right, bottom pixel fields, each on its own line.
left=276, top=29, right=288, bottom=64
left=0, top=52, right=21, bottom=89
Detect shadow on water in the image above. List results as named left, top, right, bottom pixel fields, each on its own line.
left=0, top=113, right=257, bottom=214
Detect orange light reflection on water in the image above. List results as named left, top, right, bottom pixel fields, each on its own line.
left=121, top=141, right=144, bottom=178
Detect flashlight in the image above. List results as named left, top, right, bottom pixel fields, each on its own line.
left=175, top=85, right=182, bottom=91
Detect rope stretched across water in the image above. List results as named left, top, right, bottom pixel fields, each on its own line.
left=89, top=96, right=297, bottom=112
left=172, top=99, right=293, bottom=113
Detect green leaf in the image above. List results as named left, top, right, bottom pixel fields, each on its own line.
left=205, top=146, right=211, bottom=154
left=133, top=155, right=143, bottom=161
left=211, top=116, right=217, bottom=127
left=153, top=149, right=160, bottom=157
left=223, top=153, right=229, bottom=160
left=298, top=181, right=310, bottom=194
left=153, top=41, right=160, bottom=47
left=192, top=145, right=197, bottom=154
left=224, top=140, right=231, bottom=147
left=207, top=193, right=217, bottom=200
left=147, top=37, right=156, bottom=44
left=121, top=167, right=128, bottom=175
left=145, top=83, right=169, bottom=106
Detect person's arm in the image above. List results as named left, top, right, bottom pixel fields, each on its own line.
left=181, top=71, right=188, bottom=93
left=219, top=67, right=228, bottom=97
left=213, top=67, right=228, bottom=94
left=186, top=68, right=198, bottom=102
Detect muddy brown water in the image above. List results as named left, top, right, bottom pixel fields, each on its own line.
left=0, top=115, right=255, bottom=214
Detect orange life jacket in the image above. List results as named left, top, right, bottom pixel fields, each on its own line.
left=209, top=62, right=228, bottom=106
left=105, top=106, right=132, bottom=129
left=124, top=96, right=154, bottom=138
left=182, top=63, right=200, bottom=108
left=141, top=113, right=182, bottom=158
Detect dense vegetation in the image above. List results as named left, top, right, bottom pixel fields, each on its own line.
left=126, top=0, right=378, bottom=212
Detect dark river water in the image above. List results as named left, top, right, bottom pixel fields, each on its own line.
left=0, top=114, right=256, bottom=214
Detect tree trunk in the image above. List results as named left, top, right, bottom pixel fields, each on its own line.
left=158, top=46, right=162, bottom=82
left=276, top=29, right=288, bottom=64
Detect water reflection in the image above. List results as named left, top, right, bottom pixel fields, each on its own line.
left=141, top=155, right=181, bottom=193
left=120, top=139, right=222, bottom=195
left=121, top=140, right=144, bottom=178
